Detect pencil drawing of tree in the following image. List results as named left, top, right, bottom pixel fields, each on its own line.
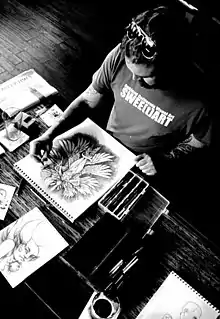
left=40, top=133, right=118, bottom=200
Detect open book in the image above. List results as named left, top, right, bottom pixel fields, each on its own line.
left=136, top=271, right=220, bottom=319
left=14, top=118, right=136, bottom=222
left=0, top=69, right=58, bottom=115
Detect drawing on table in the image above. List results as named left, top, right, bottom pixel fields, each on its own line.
left=161, top=301, right=202, bottom=319
left=179, top=302, right=202, bottom=319
left=136, top=271, right=219, bottom=319
left=0, top=207, right=68, bottom=287
left=162, top=314, right=173, bottom=319
left=0, top=188, right=7, bottom=210
left=41, top=133, right=117, bottom=200
left=0, top=183, right=16, bottom=221
left=0, top=219, right=44, bottom=273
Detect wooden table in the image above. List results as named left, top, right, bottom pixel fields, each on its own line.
left=0, top=102, right=220, bottom=319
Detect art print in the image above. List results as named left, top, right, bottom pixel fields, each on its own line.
left=0, top=207, right=68, bottom=287
left=0, top=183, right=16, bottom=220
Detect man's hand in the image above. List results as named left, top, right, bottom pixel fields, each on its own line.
left=135, top=153, right=157, bottom=176
left=29, top=135, right=52, bottom=163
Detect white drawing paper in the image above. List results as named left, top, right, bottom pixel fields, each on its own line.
left=0, top=184, right=16, bottom=220
left=0, top=69, right=58, bottom=114
left=0, top=207, right=68, bottom=288
left=136, top=272, right=220, bottom=319
left=14, top=118, right=136, bottom=222
left=40, top=104, right=64, bottom=127
left=0, top=144, right=5, bottom=155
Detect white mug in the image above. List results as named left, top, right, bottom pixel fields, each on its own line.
left=90, top=292, right=120, bottom=319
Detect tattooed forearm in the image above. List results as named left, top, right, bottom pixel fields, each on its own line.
left=164, top=134, right=204, bottom=160
left=165, top=143, right=195, bottom=160
left=81, top=84, right=103, bottom=108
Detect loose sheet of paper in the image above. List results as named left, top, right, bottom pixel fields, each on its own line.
left=40, top=104, right=63, bottom=127
left=0, top=207, right=68, bottom=287
left=0, top=184, right=16, bottom=220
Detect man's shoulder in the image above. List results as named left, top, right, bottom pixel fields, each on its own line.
left=107, top=43, right=123, bottom=60
left=105, top=43, right=125, bottom=71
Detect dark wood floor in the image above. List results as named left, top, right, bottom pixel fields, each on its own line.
left=0, top=0, right=105, bottom=102
left=0, top=0, right=153, bottom=102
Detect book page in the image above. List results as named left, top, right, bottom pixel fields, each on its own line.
left=137, top=272, right=220, bottom=319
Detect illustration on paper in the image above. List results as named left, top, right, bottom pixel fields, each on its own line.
left=40, top=133, right=118, bottom=200
left=0, top=207, right=68, bottom=287
left=161, top=301, right=202, bottom=319
left=0, top=187, right=7, bottom=210
left=0, top=184, right=16, bottom=221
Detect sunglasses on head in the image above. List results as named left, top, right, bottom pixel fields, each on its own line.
left=126, top=20, right=157, bottom=61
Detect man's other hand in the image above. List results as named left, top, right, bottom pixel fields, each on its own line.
left=135, top=153, right=157, bottom=176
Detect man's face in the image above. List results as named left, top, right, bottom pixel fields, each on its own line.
left=125, top=56, right=155, bottom=86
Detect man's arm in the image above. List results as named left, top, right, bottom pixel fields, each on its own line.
left=43, top=84, right=104, bottom=140
left=136, top=134, right=205, bottom=176
left=164, top=134, right=205, bottom=160
left=30, top=85, right=104, bottom=161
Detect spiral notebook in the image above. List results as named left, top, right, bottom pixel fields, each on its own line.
left=14, top=118, right=135, bottom=223
left=136, top=271, right=220, bottom=319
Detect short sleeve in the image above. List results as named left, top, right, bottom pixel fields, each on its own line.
left=92, top=43, right=122, bottom=94
left=192, top=107, right=212, bottom=146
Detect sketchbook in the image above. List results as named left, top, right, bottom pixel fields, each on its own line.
left=14, top=118, right=136, bottom=223
left=136, top=271, right=220, bottom=319
left=0, top=207, right=68, bottom=288
left=0, top=69, right=58, bottom=115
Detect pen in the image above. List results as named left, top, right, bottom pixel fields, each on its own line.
left=122, top=256, right=139, bottom=274
left=109, top=259, right=123, bottom=276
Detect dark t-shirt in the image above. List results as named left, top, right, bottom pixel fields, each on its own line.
left=92, top=44, right=212, bottom=155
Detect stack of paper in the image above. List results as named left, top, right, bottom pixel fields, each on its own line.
left=0, top=69, right=58, bottom=114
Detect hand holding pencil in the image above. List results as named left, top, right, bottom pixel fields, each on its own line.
left=29, top=134, right=52, bottom=164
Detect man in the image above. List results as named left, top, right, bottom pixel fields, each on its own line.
left=30, top=6, right=212, bottom=178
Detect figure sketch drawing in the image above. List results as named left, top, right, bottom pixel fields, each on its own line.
left=40, top=133, right=118, bottom=200
left=0, top=218, right=45, bottom=273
